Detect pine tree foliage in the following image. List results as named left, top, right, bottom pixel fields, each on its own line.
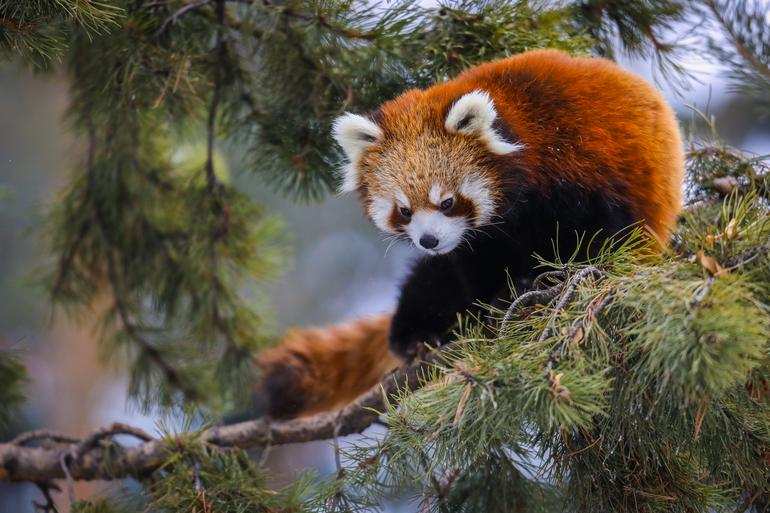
left=1, top=1, right=770, bottom=512
left=146, top=438, right=313, bottom=513
left=699, top=0, right=770, bottom=114
left=238, top=0, right=596, bottom=198
left=573, top=0, right=686, bottom=77
left=0, top=0, right=121, bottom=68
left=0, top=349, right=26, bottom=431
left=319, top=148, right=770, bottom=513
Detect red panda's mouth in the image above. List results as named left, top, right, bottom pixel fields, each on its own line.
left=405, top=210, right=469, bottom=255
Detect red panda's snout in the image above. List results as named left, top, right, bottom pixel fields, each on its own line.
left=402, top=178, right=498, bottom=254
left=365, top=174, right=499, bottom=255
left=405, top=206, right=469, bottom=254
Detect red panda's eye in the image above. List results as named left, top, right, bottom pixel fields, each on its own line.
left=440, top=197, right=454, bottom=211
left=399, top=207, right=412, bottom=218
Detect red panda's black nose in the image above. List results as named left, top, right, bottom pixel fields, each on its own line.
left=419, top=234, right=439, bottom=249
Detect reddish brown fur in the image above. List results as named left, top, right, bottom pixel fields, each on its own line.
left=255, top=50, right=683, bottom=419
left=255, top=315, right=398, bottom=418
left=359, top=49, right=683, bottom=243
left=445, top=194, right=477, bottom=219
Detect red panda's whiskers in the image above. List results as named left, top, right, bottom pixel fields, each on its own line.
left=382, top=233, right=408, bottom=257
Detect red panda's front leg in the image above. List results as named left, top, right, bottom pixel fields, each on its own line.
left=389, top=247, right=512, bottom=360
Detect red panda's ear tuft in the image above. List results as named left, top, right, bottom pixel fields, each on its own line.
left=332, top=113, right=382, bottom=193
left=444, top=90, right=523, bottom=155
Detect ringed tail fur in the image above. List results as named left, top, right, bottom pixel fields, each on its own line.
left=254, top=314, right=401, bottom=419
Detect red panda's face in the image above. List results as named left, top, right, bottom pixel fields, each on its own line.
left=333, top=90, right=522, bottom=255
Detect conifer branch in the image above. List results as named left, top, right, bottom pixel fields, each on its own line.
left=83, top=113, right=202, bottom=404
left=0, top=350, right=439, bottom=483
left=703, top=0, right=770, bottom=83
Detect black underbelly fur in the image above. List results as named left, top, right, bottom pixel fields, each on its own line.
left=388, top=184, right=636, bottom=360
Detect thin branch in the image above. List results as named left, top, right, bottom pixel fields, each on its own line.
left=535, top=265, right=609, bottom=404
left=723, top=242, right=770, bottom=269
left=203, top=0, right=242, bottom=359
left=205, top=0, right=225, bottom=192
left=156, top=0, right=211, bottom=36
left=58, top=453, right=75, bottom=504
left=73, top=423, right=153, bottom=461
left=32, top=482, right=59, bottom=513
left=111, top=295, right=201, bottom=402
left=540, top=266, right=604, bottom=344
left=226, top=0, right=379, bottom=40
left=501, top=282, right=564, bottom=325
left=50, top=220, right=90, bottom=301
left=82, top=112, right=201, bottom=403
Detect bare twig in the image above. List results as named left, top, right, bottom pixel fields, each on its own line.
left=58, top=453, right=75, bottom=504
left=531, top=269, right=568, bottom=289
left=537, top=266, right=609, bottom=399
left=723, top=242, right=770, bottom=270
left=332, top=413, right=344, bottom=478
left=501, top=282, right=564, bottom=325
left=32, top=482, right=59, bottom=513
left=73, top=423, right=153, bottom=460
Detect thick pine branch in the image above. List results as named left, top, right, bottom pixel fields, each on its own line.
left=0, top=353, right=437, bottom=483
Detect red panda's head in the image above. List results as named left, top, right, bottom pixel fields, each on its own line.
left=333, top=90, right=523, bottom=255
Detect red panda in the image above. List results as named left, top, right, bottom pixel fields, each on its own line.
left=255, top=49, right=684, bottom=419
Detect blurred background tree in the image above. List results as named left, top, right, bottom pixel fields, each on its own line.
left=0, top=0, right=768, bottom=512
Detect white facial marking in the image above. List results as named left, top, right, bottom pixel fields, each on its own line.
left=368, top=195, right=393, bottom=232
left=445, top=90, right=525, bottom=155
left=332, top=113, right=383, bottom=193
left=459, top=174, right=495, bottom=225
left=394, top=188, right=410, bottom=208
left=406, top=210, right=469, bottom=255
left=429, top=183, right=442, bottom=205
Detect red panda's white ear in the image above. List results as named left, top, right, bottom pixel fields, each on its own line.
left=445, top=90, right=523, bottom=155
left=332, top=113, right=382, bottom=193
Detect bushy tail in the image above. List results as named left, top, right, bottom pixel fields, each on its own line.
left=254, top=314, right=402, bottom=419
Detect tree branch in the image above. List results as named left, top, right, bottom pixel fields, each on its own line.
left=0, top=349, right=442, bottom=484
left=0, top=267, right=588, bottom=485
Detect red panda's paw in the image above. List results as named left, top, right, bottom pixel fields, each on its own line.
left=388, top=325, right=443, bottom=362
left=388, top=326, right=419, bottom=362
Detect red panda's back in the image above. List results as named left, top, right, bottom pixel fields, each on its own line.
left=423, top=50, right=684, bottom=243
